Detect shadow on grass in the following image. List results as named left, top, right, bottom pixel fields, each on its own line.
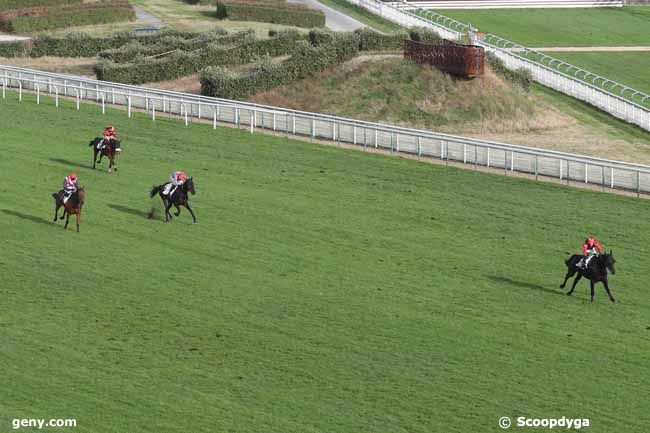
left=107, top=203, right=154, bottom=220
left=1, top=209, right=57, bottom=227
left=49, top=157, right=91, bottom=170
left=487, top=275, right=564, bottom=296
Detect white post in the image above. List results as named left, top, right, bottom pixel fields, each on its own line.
left=250, top=110, right=254, bottom=134
left=311, top=118, right=315, bottom=138
left=198, top=103, right=201, bottom=119
left=463, top=143, right=467, bottom=164
left=152, top=101, right=156, bottom=121
left=95, top=84, right=99, bottom=102
left=417, top=136, right=421, bottom=158
left=610, top=167, right=614, bottom=188
left=18, top=80, right=22, bottom=101
left=585, top=163, right=588, bottom=183
left=35, top=83, right=40, bottom=104
left=213, top=108, right=217, bottom=129
left=292, top=116, right=296, bottom=135
left=101, top=93, right=105, bottom=114
left=75, top=89, right=79, bottom=110
left=273, top=113, right=276, bottom=131
left=511, top=151, right=514, bottom=172
left=112, top=88, right=115, bottom=104
left=374, top=129, right=378, bottom=148
left=128, top=96, right=131, bottom=118
left=396, top=134, right=399, bottom=153
left=487, top=148, right=490, bottom=167
left=53, top=86, right=58, bottom=107
left=1, top=78, right=5, bottom=99
left=162, top=95, right=166, bottom=113
left=185, top=105, right=189, bottom=126
left=559, top=159, right=563, bottom=180
left=353, top=126, right=356, bottom=145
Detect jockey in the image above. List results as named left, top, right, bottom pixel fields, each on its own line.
left=99, top=125, right=119, bottom=152
left=163, top=170, right=187, bottom=197
left=579, top=236, right=603, bottom=269
left=62, top=172, right=78, bottom=204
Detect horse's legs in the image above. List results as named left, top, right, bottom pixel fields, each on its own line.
left=164, top=201, right=174, bottom=222
left=93, top=149, right=97, bottom=169
left=590, top=280, right=595, bottom=302
left=602, top=279, right=616, bottom=303
left=64, top=212, right=70, bottom=230
left=559, top=269, right=575, bottom=289
left=108, top=156, right=113, bottom=173
left=53, top=204, right=59, bottom=221
left=185, top=203, right=197, bottom=224
left=76, top=211, right=80, bottom=232
left=174, top=204, right=181, bottom=217
left=567, top=274, right=582, bottom=296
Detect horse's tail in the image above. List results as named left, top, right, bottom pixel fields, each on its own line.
left=52, top=193, right=57, bottom=199
left=89, top=138, right=97, bottom=147
left=150, top=185, right=161, bottom=198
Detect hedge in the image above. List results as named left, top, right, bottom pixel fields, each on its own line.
left=355, top=28, right=409, bottom=51
left=97, top=28, right=244, bottom=64
left=0, top=29, right=204, bottom=58
left=215, top=0, right=325, bottom=28
left=96, top=30, right=305, bottom=84
left=0, top=1, right=135, bottom=33
left=200, top=32, right=360, bottom=99
left=486, top=52, right=532, bottom=91
left=0, top=0, right=81, bottom=11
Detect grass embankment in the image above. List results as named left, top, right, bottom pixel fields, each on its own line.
left=2, top=90, right=650, bottom=433
left=251, top=57, right=554, bottom=133
left=422, top=7, right=650, bottom=47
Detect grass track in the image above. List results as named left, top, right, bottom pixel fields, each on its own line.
left=423, top=7, right=650, bottom=47
left=1, top=92, right=650, bottom=433
left=541, top=51, right=650, bottom=96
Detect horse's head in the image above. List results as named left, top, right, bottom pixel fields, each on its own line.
left=605, top=250, right=616, bottom=275
left=184, top=177, right=195, bottom=195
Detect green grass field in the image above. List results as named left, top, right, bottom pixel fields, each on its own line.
left=422, top=7, right=650, bottom=47
left=2, top=92, right=650, bottom=433
left=541, top=51, right=650, bottom=96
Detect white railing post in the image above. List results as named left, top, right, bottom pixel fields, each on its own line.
left=152, top=100, right=156, bottom=121
left=250, top=110, right=254, bottom=134
left=35, top=83, right=40, bottom=104
left=18, top=80, right=22, bottom=101
left=75, top=89, right=79, bottom=110
left=101, top=93, right=105, bottom=114
left=184, top=105, right=189, bottom=126
left=213, top=107, right=217, bottom=129
left=2, top=78, right=6, bottom=99
left=53, top=86, right=59, bottom=107
left=128, top=96, right=132, bottom=118
left=610, top=167, right=614, bottom=188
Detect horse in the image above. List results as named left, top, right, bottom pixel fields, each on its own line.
left=149, top=177, right=196, bottom=223
left=560, top=251, right=617, bottom=303
left=89, top=137, right=119, bottom=172
left=52, top=187, right=85, bottom=232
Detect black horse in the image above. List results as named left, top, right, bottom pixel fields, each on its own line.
left=560, top=251, right=617, bottom=303
left=89, top=137, right=120, bottom=172
left=150, top=177, right=196, bottom=223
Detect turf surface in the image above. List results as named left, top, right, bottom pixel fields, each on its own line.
left=542, top=51, right=650, bottom=97
left=422, top=7, right=650, bottom=47
left=1, top=92, right=650, bottom=433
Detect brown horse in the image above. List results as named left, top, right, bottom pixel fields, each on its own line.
left=89, top=137, right=119, bottom=172
left=52, top=187, right=85, bottom=232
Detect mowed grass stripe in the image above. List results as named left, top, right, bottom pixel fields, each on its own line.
left=423, top=7, right=650, bottom=47
left=1, top=92, right=650, bottom=433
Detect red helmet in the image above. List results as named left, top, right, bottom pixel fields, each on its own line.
left=177, top=172, right=186, bottom=181
left=69, top=172, right=77, bottom=180
left=586, top=237, right=595, bottom=245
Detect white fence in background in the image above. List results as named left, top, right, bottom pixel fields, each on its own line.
left=2, top=65, right=650, bottom=197
left=348, top=0, right=650, bottom=132
left=388, top=0, right=623, bottom=9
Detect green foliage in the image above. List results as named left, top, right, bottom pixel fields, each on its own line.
left=0, top=0, right=81, bottom=11
left=408, top=27, right=443, bottom=44
left=96, top=30, right=304, bottom=84
left=200, top=32, right=360, bottom=99
left=215, top=0, right=325, bottom=28
left=487, top=52, right=532, bottom=91
left=0, top=39, right=28, bottom=57
left=97, top=28, right=234, bottom=63
left=355, top=28, right=408, bottom=51
left=0, top=1, right=135, bottom=33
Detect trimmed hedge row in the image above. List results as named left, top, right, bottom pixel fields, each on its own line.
left=215, top=0, right=325, bottom=28
left=355, top=28, right=408, bottom=51
left=200, top=31, right=360, bottom=99
left=486, top=52, right=532, bottom=91
left=97, top=29, right=246, bottom=63
left=96, top=30, right=305, bottom=84
left=0, top=0, right=81, bottom=11
left=0, top=1, right=135, bottom=33
left=0, top=29, right=204, bottom=58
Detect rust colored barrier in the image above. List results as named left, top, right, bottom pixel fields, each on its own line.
left=404, top=38, right=484, bottom=78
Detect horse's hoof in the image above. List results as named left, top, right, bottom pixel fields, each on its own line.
left=114, top=167, right=118, bottom=171
left=559, top=284, right=565, bottom=289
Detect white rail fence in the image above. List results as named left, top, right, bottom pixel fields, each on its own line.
left=2, top=65, right=650, bottom=197
left=348, top=0, right=650, bottom=132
